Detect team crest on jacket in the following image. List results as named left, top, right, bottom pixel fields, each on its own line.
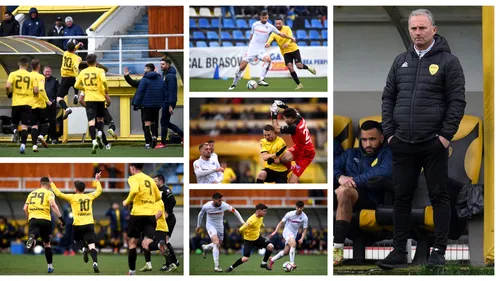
left=429, top=64, right=439, bottom=75
left=371, top=158, right=378, bottom=167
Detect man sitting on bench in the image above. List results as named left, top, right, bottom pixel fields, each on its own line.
left=333, top=120, right=392, bottom=266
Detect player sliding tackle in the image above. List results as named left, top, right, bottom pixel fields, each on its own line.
left=196, top=192, right=245, bottom=272
left=228, top=10, right=296, bottom=90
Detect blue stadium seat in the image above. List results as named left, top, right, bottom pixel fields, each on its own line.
left=309, top=30, right=320, bottom=40
left=209, top=41, right=220, bottom=47
left=286, top=19, right=293, bottom=29
left=211, top=18, right=221, bottom=28
left=324, top=19, right=328, bottom=28
left=190, top=41, right=194, bottom=47
left=167, top=174, right=179, bottom=184
left=236, top=19, right=248, bottom=28
left=223, top=18, right=235, bottom=28
left=323, top=41, right=327, bottom=46
left=311, top=41, right=321, bottom=46
left=311, top=19, right=323, bottom=29
left=196, top=41, right=207, bottom=47
left=207, top=31, right=219, bottom=40
left=222, top=41, right=234, bottom=47
left=175, top=164, right=184, bottom=174
left=236, top=42, right=246, bottom=47
left=189, top=18, right=196, bottom=29
left=221, top=31, right=231, bottom=40
left=232, top=30, right=245, bottom=40
left=249, top=18, right=257, bottom=27
left=298, top=41, right=307, bottom=47
left=193, top=31, right=205, bottom=40
left=304, top=19, right=311, bottom=28
left=321, top=29, right=328, bottom=39
left=198, top=18, right=211, bottom=28
left=245, top=30, right=251, bottom=39
left=296, top=29, right=308, bottom=40
left=172, top=185, right=183, bottom=195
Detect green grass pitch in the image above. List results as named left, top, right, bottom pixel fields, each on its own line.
left=334, top=264, right=494, bottom=275
left=0, top=142, right=183, bottom=157
left=190, top=253, right=327, bottom=275
left=189, top=77, right=327, bottom=92
left=0, top=253, right=184, bottom=275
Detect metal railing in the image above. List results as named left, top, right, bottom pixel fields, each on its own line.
left=190, top=196, right=327, bottom=207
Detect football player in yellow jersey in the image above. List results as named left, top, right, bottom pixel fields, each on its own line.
left=29, top=59, right=51, bottom=153
left=226, top=203, right=274, bottom=272
left=123, top=163, right=165, bottom=275
left=256, top=124, right=289, bottom=183
left=49, top=172, right=103, bottom=273
left=74, top=54, right=111, bottom=154
left=23, top=177, right=65, bottom=273
left=265, top=18, right=317, bottom=90
left=5, top=57, right=39, bottom=154
left=56, top=40, right=83, bottom=119
left=79, top=92, right=117, bottom=150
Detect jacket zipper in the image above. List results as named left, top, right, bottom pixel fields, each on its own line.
left=409, top=55, right=422, bottom=143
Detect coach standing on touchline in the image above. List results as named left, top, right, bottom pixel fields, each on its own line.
left=378, top=8, right=466, bottom=269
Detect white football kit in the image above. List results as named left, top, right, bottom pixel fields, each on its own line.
left=281, top=210, right=308, bottom=242
left=193, top=156, right=223, bottom=184
left=197, top=201, right=233, bottom=241
left=243, top=21, right=280, bottom=62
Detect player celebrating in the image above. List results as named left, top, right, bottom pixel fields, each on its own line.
left=74, top=54, right=111, bottom=154
left=49, top=172, right=103, bottom=273
left=271, top=100, right=316, bottom=183
left=228, top=10, right=296, bottom=90
left=196, top=192, right=245, bottom=272
left=226, top=203, right=274, bottom=272
left=123, top=163, right=165, bottom=275
left=79, top=93, right=117, bottom=150
left=265, top=18, right=316, bottom=90
left=56, top=40, right=83, bottom=119
left=256, top=124, right=288, bottom=183
left=193, top=143, right=224, bottom=183
left=268, top=201, right=308, bottom=269
left=23, top=177, right=65, bottom=273
left=5, top=56, right=39, bottom=154
left=30, top=59, right=51, bottom=152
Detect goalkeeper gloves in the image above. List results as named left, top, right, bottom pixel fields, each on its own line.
left=58, top=216, right=65, bottom=227
left=276, top=146, right=287, bottom=157
left=270, top=103, right=279, bottom=119
left=274, top=100, right=288, bottom=109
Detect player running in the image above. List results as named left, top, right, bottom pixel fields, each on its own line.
left=226, top=203, right=274, bottom=272
left=256, top=124, right=288, bottom=183
left=193, top=143, right=224, bottom=183
left=74, top=54, right=111, bottom=154
left=49, top=172, right=103, bottom=273
left=123, top=163, right=165, bottom=275
left=270, top=100, right=316, bottom=183
left=5, top=57, right=39, bottom=154
left=268, top=201, right=308, bottom=269
left=29, top=59, right=51, bottom=152
left=56, top=40, right=83, bottom=119
left=23, top=177, right=65, bottom=273
left=265, top=18, right=316, bottom=90
left=79, top=93, right=117, bottom=150
left=228, top=10, right=296, bottom=90
left=196, top=192, right=245, bottom=272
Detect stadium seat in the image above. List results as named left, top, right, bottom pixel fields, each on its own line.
left=207, top=31, right=219, bottom=40
left=323, top=41, right=327, bottom=46
left=236, top=42, right=246, bottom=47
left=333, top=115, right=353, bottom=150
left=298, top=41, right=307, bottom=47
left=198, top=18, right=211, bottom=29
left=321, top=29, right=328, bottom=39
left=189, top=7, right=197, bottom=17
left=249, top=18, right=257, bottom=27
left=286, top=19, right=293, bottom=29
left=311, top=41, right=321, bottom=46
left=221, top=31, right=231, bottom=40
left=172, top=185, right=183, bottom=195
left=190, top=41, right=194, bottom=47
left=209, top=41, right=220, bottom=47
left=304, top=19, right=311, bottom=28
left=232, top=30, right=245, bottom=40
left=245, top=30, right=251, bottom=40
left=309, top=30, right=320, bottom=40
left=222, top=41, right=234, bottom=47
left=296, top=29, right=308, bottom=40
left=189, top=18, right=196, bottom=29
left=324, top=19, right=328, bottom=28
left=167, top=174, right=179, bottom=184
left=211, top=18, right=221, bottom=28
left=193, top=31, right=205, bottom=40
left=196, top=41, right=207, bottom=48
left=176, top=164, right=184, bottom=174
left=311, top=19, right=323, bottom=29
left=223, top=18, right=235, bottom=28
left=236, top=19, right=248, bottom=29
left=213, top=7, right=222, bottom=17
left=199, top=7, right=212, bottom=17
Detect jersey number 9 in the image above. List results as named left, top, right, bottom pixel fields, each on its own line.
left=144, top=180, right=152, bottom=195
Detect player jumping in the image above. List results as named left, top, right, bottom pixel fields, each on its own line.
left=49, top=172, right=103, bottom=273
left=79, top=93, right=117, bottom=150
left=265, top=18, right=316, bottom=90
left=271, top=100, right=316, bottom=183
left=56, top=40, right=83, bottom=119
left=196, top=192, right=245, bottom=272
left=228, top=10, right=296, bottom=90
left=268, top=201, right=308, bottom=269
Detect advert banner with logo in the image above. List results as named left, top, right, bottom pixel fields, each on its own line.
left=189, top=46, right=328, bottom=78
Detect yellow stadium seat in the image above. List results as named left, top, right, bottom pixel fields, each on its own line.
left=334, top=115, right=353, bottom=150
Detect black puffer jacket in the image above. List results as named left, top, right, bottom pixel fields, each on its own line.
left=381, top=34, right=466, bottom=143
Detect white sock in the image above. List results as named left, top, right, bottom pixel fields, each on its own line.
left=38, top=135, right=44, bottom=140
left=92, top=139, right=97, bottom=145
left=48, top=264, right=53, bottom=269
left=261, top=261, right=267, bottom=265
left=213, top=245, right=219, bottom=267
left=271, top=250, right=284, bottom=262
left=205, top=243, right=214, bottom=251
left=65, top=108, right=70, bottom=112
left=129, top=270, right=135, bottom=274
left=260, top=62, right=270, bottom=81
left=232, top=70, right=244, bottom=85
left=290, top=247, right=296, bottom=263
left=97, top=130, right=102, bottom=137
left=146, top=261, right=151, bottom=267
left=334, top=243, right=344, bottom=249
left=93, top=262, right=97, bottom=266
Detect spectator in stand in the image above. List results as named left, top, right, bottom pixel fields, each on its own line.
left=61, top=203, right=75, bottom=256
left=106, top=203, right=128, bottom=253
left=0, top=216, right=17, bottom=253
left=221, top=6, right=237, bottom=24
left=221, top=160, right=237, bottom=183
left=0, top=11, right=20, bottom=36
left=22, top=7, right=45, bottom=36
left=334, top=139, right=344, bottom=158
left=62, top=16, right=84, bottom=50
left=43, top=66, right=60, bottom=144
left=47, top=16, right=65, bottom=49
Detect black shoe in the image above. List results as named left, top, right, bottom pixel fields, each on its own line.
left=63, top=108, right=72, bottom=119
left=73, top=95, right=79, bottom=105
left=93, top=263, right=100, bottom=273
left=260, top=263, right=272, bottom=271
left=225, top=266, right=233, bottom=273
left=377, top=249, right=408, bottom=270
left=160, top=264, right=168, bottom=271
left=83, top=248, right=89, bottom=263
left=426, top=248, right=446, bottom=269
left=175, top=260, right=180, bottom=267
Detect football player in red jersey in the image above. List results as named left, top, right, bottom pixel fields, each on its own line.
left=270, top=100, right=316, bottom=183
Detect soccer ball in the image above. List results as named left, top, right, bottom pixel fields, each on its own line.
left=258, top=248, right=266, bottom=255
left=247, top=80, right=258, bottom=90
left=34, top=245, right=44, bottom=255
left=282, top=261, right=294, bottom=272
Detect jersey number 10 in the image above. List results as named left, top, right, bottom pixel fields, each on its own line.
left=79, top=199, right=90, bottom=211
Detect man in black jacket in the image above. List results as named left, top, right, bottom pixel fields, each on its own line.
left=379, top=9, right=466, bottom=269
left=44, top=66, right=60, bottom=144
left=0, top=11, right=20, bottom=36
left=47, top=16, right=65, bottom=50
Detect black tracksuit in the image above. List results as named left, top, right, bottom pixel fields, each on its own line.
left=45, top=76, right=60, bottom=142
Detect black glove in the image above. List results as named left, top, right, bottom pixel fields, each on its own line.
left=271, top=111, right=278, bottom=119
left=267, top=158, right=275, bottom=165
left=276, top=146, right=287, bottom=157
left=7, top=92, right=12, bottom=99
left=59, top=216, right=65, bottom=227
left=133, top=105, right=139, bottom=111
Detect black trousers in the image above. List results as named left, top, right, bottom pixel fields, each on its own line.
left=390, top=136, right=450, bottom=252
left=48, top=102, right=58, bottom=141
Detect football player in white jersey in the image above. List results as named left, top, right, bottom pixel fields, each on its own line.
left=229, top=10, right=296, bottom=90
left=268, top=201, right=308, bottom=269
left=193, top=143, right=224, bottom=184
left=196, top=192, right=245, bottom=272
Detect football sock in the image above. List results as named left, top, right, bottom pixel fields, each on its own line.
left=96, top=121, right=104, bottom=135
left=263, top=249, right=272, bottom=262
left=205, top=243, right=214, bottom=251
left=20, top=129, right=28, bottom=145
left=45, top=247, right=53, bottom=264
left=334, top=220, right=350, bottom=247
left=40, top=124, right=49, bottom=138
left=31, top=128, right=39, bottom=146
left=167, top=242, right=177, bottom=263
left=101, top=131, right=109, bottom=145
left=89, top=126, right=96, bottom=140
left=256, top=179, right=264, bottom=183
left=152, top=123, right=158, bottom=138
left=109, top=121, right=116, bottom=131
left=290, top=247, right=296, bottom=263
left=146, top=261, right=152, bottom=267
left=128, top=248, right=137, bottom=270
left=290, top=71, right=300, bottom=85
left=148, top=242, right=159, bottom=251
left=231, top=257, right=244, bottom=269
left=58, top=100, right=68, bottom=110
left=302, top=64, right=309, bottom=70
left=144, top=125, right=152, bottom=144
left=232, top=69, right=244, bottom=86
left=260, top=62, right=270, bottom=81
left=90, top=249, right=98, bottom=263
left=213, top=245, right=220, bottom=268
left=144, top=250, right=151, bottom=263
left=271, top=250, right=284, bottom=261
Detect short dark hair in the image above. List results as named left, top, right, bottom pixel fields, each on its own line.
left=154, top=174, right=165, bottom=183
left=199, top=143, right=208, bottom=150
left=283, top=108, right=298, bottom=119
left=30, top=59, right=40, bottom=70
left=207, top=140, right=215, bottom=144
left=360, top=120, right=383, bottom=134
left=74, top=181, right=85, bottom=192
left=161, top=57, right=172, bottom=64
left=256, top=203, right=268, bottom=210
left=296, top=201, right=304, bottom=208
left=263, top=124, right=274, bottom=131
left=67, top=41, right=76, bottom=52
left=145, top=63, right=155, bottom=72
left=130, top=163, right=144, bottom=170
left=40, top=177, right=50, bottom=185
left=86, top=54, right=97, bottom=66
left=5, top=11, right=13, bottom=16
left=19, top=57, right=29, bottom=67
left=275, top=17, right=283, bottom=22
left=212, top=192, right=223, bottom=199
left=260, top=10, right=268, bottom=17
